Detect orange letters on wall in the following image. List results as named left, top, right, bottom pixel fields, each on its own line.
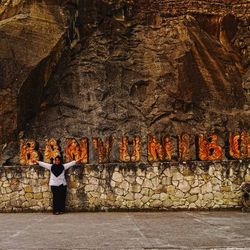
left=241, top=131, right=250, bottom=159
left=65, top=138, right=89, bottom=163
left=65, top=138, right=81, bottom=162
left=229, top=133, right=241, bottom=159
left=148, top=135, right=164, bottom=161
left=44, top=138, right=60, bottom=163
left=120, top=136, right=141, bottom=162
left=148, top=135, right=171, bottom=161
left=163, top=136, right=172, bottom=161
left=20, top=139, right=40, bottom=165
left=120, top=137, right=130, bottom=162
left=80, top=137, right=89, bottom=163
left=93, top=136, right=114, bottom=163
left=178, top=133, right=190, bottom=161
left=131, top=136, right=141, bottom=162
left=18, top=131, right=250, bottom=165
left=199, top=134, right=223, bottom=161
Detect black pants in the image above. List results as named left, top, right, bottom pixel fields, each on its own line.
left=51, top=185, right=67, bottom=213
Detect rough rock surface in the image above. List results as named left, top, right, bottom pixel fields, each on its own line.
left=0, top=0, right=250, bottom=165
left=0, top=0, right=78, bottom=163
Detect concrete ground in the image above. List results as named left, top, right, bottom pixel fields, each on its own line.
left=0, top=211, right=249, bottom=249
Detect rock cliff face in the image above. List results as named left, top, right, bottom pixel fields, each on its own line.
left=0, top=0, right=249, bottom=164
left=0, top=0, right=78, bottom=163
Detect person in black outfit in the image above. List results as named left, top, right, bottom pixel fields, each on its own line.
left=34, top=156, right=82, bottom=215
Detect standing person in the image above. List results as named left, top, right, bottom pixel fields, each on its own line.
left=34, top=156, right=82, bottom=215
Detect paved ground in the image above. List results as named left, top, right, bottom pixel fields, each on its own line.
left=0, top=211, right=249, bottom=249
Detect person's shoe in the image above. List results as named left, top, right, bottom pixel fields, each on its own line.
left=53, top=212, right=60, bottom=215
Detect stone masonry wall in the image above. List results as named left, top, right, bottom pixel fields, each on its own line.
left=0, top=161, right=250, bottom=212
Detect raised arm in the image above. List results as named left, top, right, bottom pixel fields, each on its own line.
left=37, top=161, right=52, bottom=170
left=63, top=160, right=77, bottom=170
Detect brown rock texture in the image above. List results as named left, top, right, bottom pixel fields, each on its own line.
left=0, top=0, right=79, bottom=163
left=0, top=0, right=250, bottom=165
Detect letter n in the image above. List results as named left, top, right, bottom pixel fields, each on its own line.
left=65, top=138, right=81, bottom=162
left=92, top=136, right=114, bottom=163
left=147, top=135, right=165, bottom=161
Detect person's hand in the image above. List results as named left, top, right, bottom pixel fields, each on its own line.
left=75, top=157, right=83, bottom=164
left=32, top=160, right=38, bottom=165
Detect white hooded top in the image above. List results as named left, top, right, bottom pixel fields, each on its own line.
left=38, top=161, right=76, bottom=186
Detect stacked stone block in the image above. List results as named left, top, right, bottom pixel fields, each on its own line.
left=0, top=161, right=249, bottom=212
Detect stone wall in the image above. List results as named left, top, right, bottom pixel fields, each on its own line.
left=0, top=161, right=249, bottom=212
